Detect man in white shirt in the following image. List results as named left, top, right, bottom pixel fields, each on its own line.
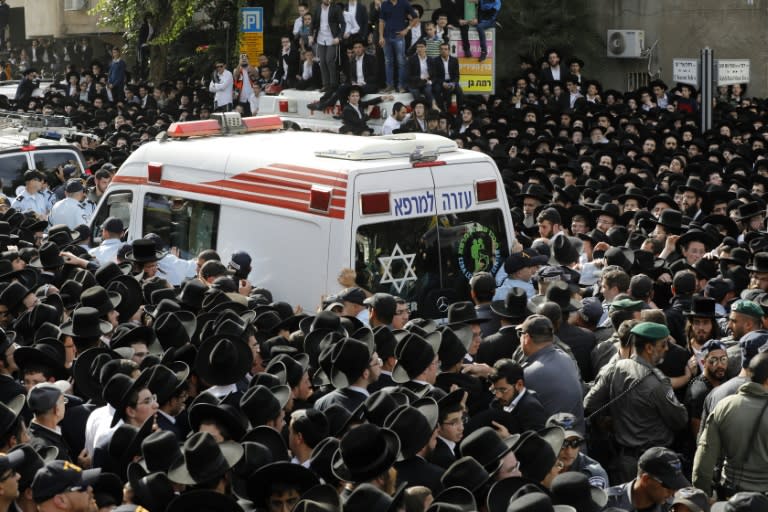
left=381, top=101, right=409, bottom=135
left=208, top=60, right=234, bottom=112
left=88, top=217, right=125, bottom=265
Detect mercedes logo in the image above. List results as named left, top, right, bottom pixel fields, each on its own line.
left=436, top=296, right=450, bottom=313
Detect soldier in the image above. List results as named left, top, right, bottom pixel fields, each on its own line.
left=11, top=170, right=49, bottom=219
left=584, top=322, right=688, bottom=484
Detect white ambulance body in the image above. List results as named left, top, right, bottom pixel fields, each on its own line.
left=89, top=114, right=515, bottom=316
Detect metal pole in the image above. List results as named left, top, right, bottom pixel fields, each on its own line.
left=700, top=47, right=713, bottom=132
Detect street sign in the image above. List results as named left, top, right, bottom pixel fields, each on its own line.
left=239, top=7, right=264, bottom=65
left=448, top=28, right=495, bottom=94
left=716, top=59, right=750, bottom=86
left=672, top=59, right=698, bottom=85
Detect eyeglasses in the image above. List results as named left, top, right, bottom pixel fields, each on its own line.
left=562, top=439, right=583, bottom=449
left=491, top=386, right=510, bottom=395
left=706, top=356, right=728, bottom=365
left=136, top=394, right=157, bottom=406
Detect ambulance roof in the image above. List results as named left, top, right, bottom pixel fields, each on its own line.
left=118, top=130, right=479, bottom=179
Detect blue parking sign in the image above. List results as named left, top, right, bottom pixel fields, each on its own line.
left=240, top=7, right=263, bottom=33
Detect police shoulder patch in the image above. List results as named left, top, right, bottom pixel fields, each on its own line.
left=588, top=475, right=607, bottom=489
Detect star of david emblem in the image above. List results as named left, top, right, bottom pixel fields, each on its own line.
left=378, top=243, right=418, bottom=293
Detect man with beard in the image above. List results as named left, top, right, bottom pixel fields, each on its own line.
left=679, top=177, right=705, bottom=222
left=684, top=297, right=722, bottom=364
left=685, top=340, right=728, bottom=436
left=584, top=322, right=688, bottom=484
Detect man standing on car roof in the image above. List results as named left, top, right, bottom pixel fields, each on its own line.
left=11, top=170, right=49, bottom=219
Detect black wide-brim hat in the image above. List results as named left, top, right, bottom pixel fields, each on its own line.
left=331, top=423, right=400, bottom=484
left=14, top=343, right=69, bottom=381
left=675, top=229, right=715, bottom=254
left=29, top=242, right=65, bottom=270
left=110, top=368, right=154, bottom=427
left=106, top=275, right=142, bottom=322
left=166, top=432, right=244, bottom=486
left=486, top=476, right=550, bottom=512
left=0, top=394, right=24, bottom=436
left=107, top=416, right=154, bottom=478
left=246, top=462, right=320, bottom=509
left=747, top=252, right=768, bottom=273
left=59, top=306, right=113, bottom=338
left=195, top=334, right=252, bottom=386
left=392, top=331, right=442, bottom=384
left=154, top=311, right=197, bottom=350
left=72, top=347, right=120, bottom=402
left=188, top=402, right=248, bottom=443
left=700, top=214, right=740, bottom=240
left=241, top=426, right=290, bottom=462
left=124, top=239, right=168, bottom=264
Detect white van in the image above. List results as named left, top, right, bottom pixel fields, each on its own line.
left=89, top=113, right=515, bottom=317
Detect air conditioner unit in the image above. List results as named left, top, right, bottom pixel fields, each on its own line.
left=64, top=0, right=87, bottom=11
left=607, top=30, right=645, bottom=58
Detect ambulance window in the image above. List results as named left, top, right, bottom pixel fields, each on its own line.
left=143, top=193, right=219, bottom=259
left=90, top=191, right=132, bottom=246
left=0, top=154, right=28, bottom=197
left=355, top=208, right=509, bottom=318
left=33, top=151, right=83, bottom=174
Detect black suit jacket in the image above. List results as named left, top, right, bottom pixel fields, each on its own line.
left=395, top=456, right=444, bottom=493
left=347, top=2, right=369, bottom=40
left=557, top=323, right=596, bottom=382
left=476, top=326, right=519, bottom=366
left=440, top=0, right=465, bottom=25
left=313, top=387, right=368, bottom=413
left=431, top=56, right=460, bottom=84
left=275, top=50, right=301, bottom=86
left=406, top=53, right=432, bottom=89
left=368, top=371, right=395, bottom=393
left=434, top=371, right=491, bottom=416
left=312, top=4, right=346, bottom=41
left=427, top=437, right=457, bottom=469
left=347, top=53, right=377, bottom=87
left=156, top=413, right=186, bottom=441
left=29, top=422, right=73, bottom=461
left=540, top=66, right=563, bottom=84
left=464, top=390, right=548, bottom=437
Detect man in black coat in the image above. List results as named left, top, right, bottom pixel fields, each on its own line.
left=310, top=38, right=378, bottom=111
left=465, top=359, right=548, bottom=436
left=431, top=42, right=463, bottom=111
left=386, top=402, right=444, bottom=494
left=477, top=287, right=530, bottom=366
left=439, top=0, right=470, bottom=57
left=340, top=86, right=389, bottom=136
left=14, top=68, right=39, bottom=110
left=311, top=0, right=346, bottom=91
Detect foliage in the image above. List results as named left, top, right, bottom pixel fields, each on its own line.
left=496, top=0, right=604, bottom=79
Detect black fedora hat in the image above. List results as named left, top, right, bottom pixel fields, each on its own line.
left=391, top=332, right=442, bottom=384
left=675, top=228, right=714, bottom=254
left=747, top=252, right=768, bottom=273
left=166, top=431, right=243, bottom=485
left=447, top=301, right=490, bottom=326
left=486, top=477, right=554, bottom=512
left=152, top=311, right=197, bottom=350
left=539, top=280, right=580, bottom=313
left=329, top=337, right=373, bottom=389
left=106, top=275, right=142, bottom=323
left=166, top=489, right=245, bottom=512
left=331, top=423, right=400, bottom=483
left=383, top=399, right=439, bottom=459
left=683, top=296, right=720, bottom=318
left=60, top=306, right=113, bottom=338
left=124, top=239, right=167, bottom=264
left=29, top=242, right=65, bottom=270
left=239, top=384, right=290, bottom=426
left=72, top=347, right=120, bottom=402
left=10, top=442, right=56, bottom=492
left=552, top=235, right=581, bottom=266
left=105, top=416, right=153, bottom=478
left=79, top=285, right=121, bottom=317
left=188, top=401, right=248, bottom=442
left=94, top=262, right=132, bottom=288
left=293, top=484, right=342, bottom=512
left=689, top=257, right=719, bottom=281
left=345, top=482, right=407, bottom=512
left=106, top=369, right=153, bottom=427
left=195, top=334, right=253, bottom=386
left=231, top=441, right=275, bottom=500
left=736, top=201, right=765, bottom=221
left=139, top=430, right=182, bottom=473
left=604, top=246, right=635, bottom=273
left=241, top=426, right=290, bottom=462
left=128, top=468, right=177, bottom=512
left=701, top=214, right=740, bottom=240
left=441, top=456, right=492, bottom=493
left=0, top=259, right=37, bottom=291
left=14, top=342, right=69, bottom=381
left=427, top=486, right=477, bottom=512
left=58, top=280, right=83, bottom=310
left=145, top=363, right=189, bottom=405
left=176, top=279, right=207, bottom=312
left=653, top=208, right=685, bottom=234
left=246, top=462, right=320, bottom=509
left=0, top=395, right=24, bottom=437
left=0, top=281, right=34, bottom=313
left=437, top=325, right=468, bottom=368
left=550, top=472, right=607, bottom=512
left=309, top=437, right=341, bottom=488
left=110, top=324, right=159, bottom=353
left=458, top=426, right=519, bottom=473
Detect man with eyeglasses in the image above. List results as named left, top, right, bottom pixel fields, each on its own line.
left=31, top=460, right=100, bottom=512
left=0, top=449, right=23, bottom=512
left=547, top=412, right=609, bottom=490
left=392, top=297, right=410, bottom=330
left=685, top=340, right=728, bottom=438
left=0, top=331, right=24, bottom=407
left=26, top=383, right=73, bottom=462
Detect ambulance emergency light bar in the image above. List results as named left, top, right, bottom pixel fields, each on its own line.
left=315, top=133, right=458, bottom=161
left=167, top=113, right=283, bottom=138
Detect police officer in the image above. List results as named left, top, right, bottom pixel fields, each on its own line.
left=12, top=169, right=49, bottom=218
left=547, top=412, right=610, bottom=489
left=584, top=322, right=688, bottom=484
left=48, top=179, right=88, bottom=229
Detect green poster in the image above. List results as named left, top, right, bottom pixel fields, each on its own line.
left=465, top=0, right=476, bottom=19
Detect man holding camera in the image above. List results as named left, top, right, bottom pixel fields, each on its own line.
left=209, top=59, right=234, bottom=112
left=234, top=55, right=258, bottom=115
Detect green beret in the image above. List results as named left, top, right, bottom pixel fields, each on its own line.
left=630, top=322, right=670, bottom=340
left=610, top=298, right=644, bottom=312
left=731, top=299, right=764, bottom=319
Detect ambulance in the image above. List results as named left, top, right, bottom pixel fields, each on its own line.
left=89, top=113, right=515, bottom=317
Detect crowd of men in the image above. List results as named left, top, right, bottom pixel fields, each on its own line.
left=4, top=2, right=768, bottom=512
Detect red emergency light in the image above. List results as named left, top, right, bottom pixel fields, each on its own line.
left=412, top=161, right=446, bottom=168
left=475, top=179, right=498, bottom=202
left=148, top=162, right=163, bottom=183
left=309, top=185, right=333, bottom=213
left=167, top=114, right=283, bottom=138
left=361, top=192, right=390, bottom=215
left=19, top=145, right=36, bottom=151
left=241, top=115, right=284, bottom=131
left=167, top=119, right=221, bottom=138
